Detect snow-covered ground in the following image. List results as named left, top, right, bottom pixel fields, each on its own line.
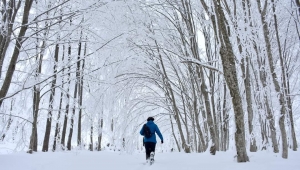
left=1, top=148, right=300, bottom=170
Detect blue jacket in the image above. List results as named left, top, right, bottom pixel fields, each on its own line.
left=140, top=120, right=163, bottom=143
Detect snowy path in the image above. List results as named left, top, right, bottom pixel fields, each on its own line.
left=1, top=150, right=300, bottom=170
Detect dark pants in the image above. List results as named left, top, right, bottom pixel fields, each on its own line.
left=144, top=142, right=156, bottom=160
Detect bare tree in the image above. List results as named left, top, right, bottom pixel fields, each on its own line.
left=67, top=30, right=82, bottom=150
left=256, top=0, right=288, bottom=158
left=0, top=0, right=34, bottom=107
left=0, top=99, right=14, bottom=141
left=42, top=36, right=59, bottom=152
left=212, top=0, right=249, bottom=162
left=77, top=34, right=86, bottom=147
left=271, top=0, right=297, bottom=151
left=97, top=110, right=104, bottom=151
left=0, top=0, right=21, bottom=78
left=61, top=41, right=72, bottom=150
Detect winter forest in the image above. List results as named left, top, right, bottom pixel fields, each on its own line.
left=0, top=0, right=300, bottom=164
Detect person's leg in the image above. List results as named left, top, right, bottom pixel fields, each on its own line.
left=149, top=142, right=156, bottom=161
left=149, top=142, right=156, bottom=154
left=144, top=142, right=151, bottom=160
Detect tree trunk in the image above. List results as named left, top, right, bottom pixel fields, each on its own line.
left=89, top=124, right=93, bottom=151
left=257, top=0, right=288, bottom=158
left=179, top=0, right=217, bottom=153
left=271, top=0, right=297, bottom=151
left=28, top=81, right=39, bottom=153
left=28, top=4, right=46, bottom=153
left=222, top=83, right=230, bottom=151
left=28, top=46, right=44, bottom=154
left=66, top=79, right=78, bottom=150
left=169, top=115, right=180, bottom=152
left=210, top=77, right=219, bottom=152
left=295, top=0, right=300, bottom=13
left=53, top=44, right=65, bottom=151
left=67, top=32, right=82, bottom=150
left=155, top=41, right=190, bottom=153
left=61, top=43, right=72, bottom=149
left=97, top=114, right=103, bottom=151
left=286, top=82, right=297, bottom=151
left=0, top=0, right=34, bottom=107
left=52, top=94, right=62, bottom=152
left=198, top=68, right=217, bottom=155
left=213, top=0, right=249, bottom=162
left=252, top=33, right=279, bottom=153
left=240, top=55, right=257, bottom=152
left=42, top=42, right=59, bottom=152
left=1, top=99, right=14, bottom=141
left=41, top=8, right=56, bottom=151
left=232, top=0, right=257, bottom=152
left=77, top=36, right=85, bottom=147
left=0, top=0, right=21, bottom=78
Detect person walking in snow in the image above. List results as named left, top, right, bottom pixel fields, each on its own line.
left=140, top=117, right=163, bottom=163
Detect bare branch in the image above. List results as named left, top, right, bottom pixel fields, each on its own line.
left=0, top=113, right=32, bottom=124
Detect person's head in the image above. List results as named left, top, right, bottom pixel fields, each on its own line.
left=147, top=117, right=154, bottom=121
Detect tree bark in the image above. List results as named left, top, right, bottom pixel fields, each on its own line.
left=222, top=83, right=229, bottom=151
left=213, top=0, right=249, bottom=162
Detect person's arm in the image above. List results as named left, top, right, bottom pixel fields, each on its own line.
left=155, top=125, right=163, bottom=143
left=140, top=125, right=144, bottom=136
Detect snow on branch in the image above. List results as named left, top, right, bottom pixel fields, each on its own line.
left=0, top=113, right=32, bottom=124
left=181, top=58, right=223, bottom=74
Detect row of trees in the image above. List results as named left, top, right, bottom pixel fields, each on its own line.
left=0, top=0, right=121, bottom=152
left=0, top=0, right=299, bottom=163
left=119, top=0, right=300, bottom=162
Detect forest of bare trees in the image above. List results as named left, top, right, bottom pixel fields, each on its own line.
left=0, top=0, right=299, bottom=163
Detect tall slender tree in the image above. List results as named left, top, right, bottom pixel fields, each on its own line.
left=212, top=0, right=249, bottom=162
left=0, top=0, right=34, bottom=107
